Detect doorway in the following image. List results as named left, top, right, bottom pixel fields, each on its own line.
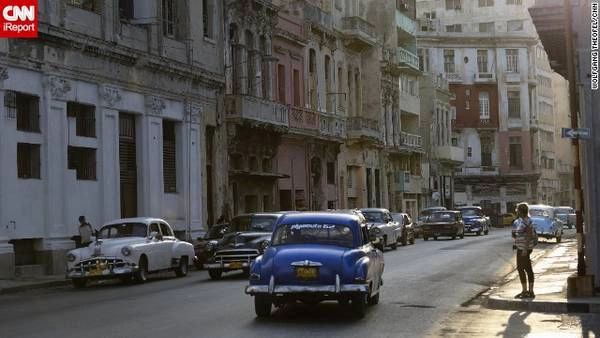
left=119, top=113, right=138, bottom=218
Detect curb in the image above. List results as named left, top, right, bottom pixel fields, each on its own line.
left=486, top=295, right=600, bottom=314
left=0, top=279, right=70, bottom=295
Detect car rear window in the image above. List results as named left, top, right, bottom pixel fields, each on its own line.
left=272, top=223, right=354, bottom=248
left=430, top=212, right=456, bottom=222
left=460, top=208, right=482, bottom=216
left=362, top=212, right=384, bottom=223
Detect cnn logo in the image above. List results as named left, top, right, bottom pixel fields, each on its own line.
left=0, top=1, right=37, bottom=38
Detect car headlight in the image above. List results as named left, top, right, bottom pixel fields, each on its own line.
left=205, top=242, right=215, bottom=252
left=121, top=246, right=132, bottom=256
left=258, top=240, right=269, bottom=254
left=66, top=252, right=76, bottom=262
left=372, top=228, right=381, bottom=234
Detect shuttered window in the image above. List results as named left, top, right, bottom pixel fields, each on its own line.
left=17, top=143, right=40, bottom=179
left=163, top=120, right=177, bottom=193
left=67, top=102, right=96, bottom=138
left=68, top=146, right=97, bottom=180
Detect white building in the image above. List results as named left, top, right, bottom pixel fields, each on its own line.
left=0, top=0, right=225, bottom=277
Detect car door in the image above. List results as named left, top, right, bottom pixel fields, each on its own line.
left=362, top=225, right=383, bottom=294
left=382, top=212, right=397, bottom=243
left=159, top=222, right=177, bottom=268
left=146, top=222, right=162, bottom=271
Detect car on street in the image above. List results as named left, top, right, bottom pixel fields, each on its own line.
left=390, top=212, right=415, bottom=245
left=529, top=204, right=564, bottom=243
left=360, top=208, right=402, bottom=250
left=415, top=206, right=447, bottom=237
left=65, top=218, right=195, bottom=288
left=193, top=223, right=231, bottom=269
left=501, top=213, right=516, bottom=227
left=204, top=213, right=283, bottom=279
left=457, top=206, right=490, bottom=236
left=245, top=212, right=384, bottom=318
left=554, top=206, right=575, bottom=229
left=421, top=210, right=465, bottom=241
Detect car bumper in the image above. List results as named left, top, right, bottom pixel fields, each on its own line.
left=66, top=265, right=138, bottom=279
left=245, top=284, right=369, bottom=295
left=537, top=232, right=558, bottom=239
left=423, top=229, right=456, bottom=236
left=204, top=261, right=251, bottom=270
left=464, top=225, right=483, bottom=233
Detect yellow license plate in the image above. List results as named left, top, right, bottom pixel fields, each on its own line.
left=296, top=267, right=318, bottom=280
left=88, top=268, right=103, bottom=276
left=229, top=262, right=243, bottom=269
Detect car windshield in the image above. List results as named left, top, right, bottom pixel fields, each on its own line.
left=98, top=223, right=147, bottom=238
left=530, top=209, right=551, bottom=218
left=391, top=214, right=403, bottom=223
left=555, top=208, right=572, bottom=214
left=430, top=212, right=456, bottom=222
left=362, top=212, right=385, bottom=223
left=272, top=223, right=354, bottom=248
left=231, top=216, right=278, bottom=232
left=460, top=208, right=482, bottom=217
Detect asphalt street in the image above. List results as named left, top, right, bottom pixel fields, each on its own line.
left=0, top=228, right=554, bottom=338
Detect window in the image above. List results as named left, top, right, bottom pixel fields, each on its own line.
left=445, top=0, right=462, bottom=10
left=163, top=120, right=177, bottom=193
left=309, top=49, right=317, bottom=110
left=293, top=69, right=301, bottom=106
left=7, top=92, right=40, bottom=133
left=508, top=90, right=521, bottom=118
left=347, top=166, right=353, bottom=188
left=68, top=146, right=97, bottom=180
left=479, top=92, right=490, bottom=119
left=17, top=143, right=40, bottom=179
left=479, top=22, right=494, bottom=33
left=506, top=0, right=522, bottom=4
left=507, top=20, right=523, bottom=32
left=202, top=0, right=213, bottom=39
left=446, top=24, right=462, bottom=32
left=277, top=64, right=286, bottom=104
left=67, top=0, right=102, bottom=13
left=467, top=147, right=472, bottom=157
left=506, top=49, right=519, bottom=72
left=418, top=48, right=430, bottom=72
left=477, top=50, right=488, bottom=73
left=509, top=137, right=522, bottom=169
left=443, top=50, right=455, bottom=73
left=478, top=0, right=494, bottom=6
left=327, top=162, right=335, bottom=185
left=452, top=137, right=458, bottom=146
left=481, top=136, right=492, bottom=167
left=159, top=223, right=174, bottom=237
left=162, top=0, right=176, bottom=37
left=67, top=102, right=96, bottom=138
left=119, top=0, right=134, bottom=20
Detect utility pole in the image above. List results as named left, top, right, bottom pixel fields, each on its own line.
left=564, top=0, right=585, bottom=276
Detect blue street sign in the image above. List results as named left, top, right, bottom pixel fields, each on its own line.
left=561, top=128, right=591, bottom=140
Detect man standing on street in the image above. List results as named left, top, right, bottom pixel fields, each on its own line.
left=512, top=203, right=536, bottom=299
left=78, top=216, right=95, bottom=248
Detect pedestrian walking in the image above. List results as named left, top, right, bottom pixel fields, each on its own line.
left=77, top=216, right=95, bottom=248
left=512, top=202, right=537, bottom=299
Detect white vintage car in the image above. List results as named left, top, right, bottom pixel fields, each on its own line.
left=65, top=217, right=195, bottom=288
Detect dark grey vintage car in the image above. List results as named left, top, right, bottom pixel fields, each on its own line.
left=204, top=213, right=284, bottom=280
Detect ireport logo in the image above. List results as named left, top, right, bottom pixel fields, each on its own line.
left=0, top=0, right=37, bottom=38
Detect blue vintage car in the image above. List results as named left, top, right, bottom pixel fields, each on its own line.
left=457, top=206, right=490, bottom=236
left=529, top=205, right=563, bottom=243
left=245, top=212, right=385, bottom=318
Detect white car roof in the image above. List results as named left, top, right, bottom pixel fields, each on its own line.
left=103, top=217, right=168, bottom=226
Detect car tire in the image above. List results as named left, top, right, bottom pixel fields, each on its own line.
left=208, top=269, right=222, bottom=280
left=368, top=292, right=380, bottom=305
left=255, top=295, right=272, bottom=317
left=423, top=236, right=429, bottom=241
left=351, top=294, right=367, bottom=318
left=175, top=256, right=188, bottom=277
left=476, top=231, right=481, bottom=236
left=390, top=240, right=397, bottom=250
left=72, top=278, right=87, bottom=289
left=460, top=232, right=464, bottom=239
left=134, top=256, right=148, bottom=283
left=556, top=236, right=562, bottom=243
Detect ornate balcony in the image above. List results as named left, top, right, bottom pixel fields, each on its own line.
left=289, top=106, right=319, bottom=132
left=341, top=16, right=377, bottom=51
left=382, top=47, right=420, bottom=75
left=433, top=145, right=464, bottom=164
left=225, top=95, right=289, bottom=128
left=304, top=2, right=333, bottom=33
left=319, top=112, right=347, bottom=140
left=400, top=131, right=422, bottom=149
left=446, top=73, right=463, bottom=83
left=347, top=116, right=381, bottom=141
left=451, top=118, right=498, bottom=130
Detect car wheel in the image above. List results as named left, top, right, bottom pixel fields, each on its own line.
left=208, top=269, right=222, bottom=280
left=390, top=239, right=397, bottom=250
left=72, top=278, right=87, bottom=289
left=476, top=231, right=481, bottom=236
left=351, top=294, right=367, bottom=318
left=175, top=256, right=188, bottom=277
left=423, top=236, right=429, bottom=241
left=556, top=236, right=562, bottom=243
left=368, top=291, right=380, bottom=305
left=401, top=233, right=408, bottom=246
left=255, top=295, right=272, bottom=317
left=134, top=256, right=148, bottom=283
left=460, top=232, right=464, bottom=239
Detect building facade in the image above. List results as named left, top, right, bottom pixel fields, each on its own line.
left=0, top=0, right=226, bottom=277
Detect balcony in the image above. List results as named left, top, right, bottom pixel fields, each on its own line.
left=225, top=95, right=289, bottom=128
left=289, top=106, right=319, bottom=132
left=382, top=47, right=420, bottom=75
left=341, top=16, right=377, bottom=51
left=433, top=145, right=464, bottom=164
left=347, top=116, right=381, bottom=141
left=304, top=2, right=333, bottom=33
left=474, top=73, right=496, bottom=83
left=505, top=72, right=521, bottom=83
left=456, top=166, right=500, bottom=176
left=400, top=131, right=422, bottom=149
left=319, top=112, right=347, bottom=140
left=446, top=73, right=463, bottom=83
left=399, top=92, right=420, bottom=115
left=451, top=118, right=498, bottom=130
left=396, top=8, right=417, bottom=36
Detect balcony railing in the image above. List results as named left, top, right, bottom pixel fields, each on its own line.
left=400, top=91, right=420, bottom=115
left=396, top=8, right=417, bottom=35
left=382, top=46, right=420, bottom=75
left=225, top=95, right=289, bottom=127
left=289, top=106, right=319, bottom=131
left=451, top=118, right=498, bottom=129
left=446, top=73, right=463, bottom=83
left=347, top=116, right=381, bottom=140
left=474, top=72, right=496, bottom=82
left=400, top=131, right=422, bottom=148
left=304, top=2, right=332, bottom=33
left=433, top=145, right=464, bottom=163
left=341, top=16, right=377, bottom=50
left=320, top=112, right=347, bottom=139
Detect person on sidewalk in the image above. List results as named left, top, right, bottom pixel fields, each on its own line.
left=77, top=216, right=95, bottom=248
left=512, top=202, right=537, bottom=299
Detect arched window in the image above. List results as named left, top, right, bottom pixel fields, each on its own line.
left=245, top=30, right=255, bottom=95
left=309, top=49, right=317, bottom=110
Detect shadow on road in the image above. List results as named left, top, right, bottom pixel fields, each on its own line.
left=497, top=311, right=531, bottom=338
left=252, top=301, right=365, bottom=326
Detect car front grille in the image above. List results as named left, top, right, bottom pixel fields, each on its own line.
left=213, top=249, right=259, bottom=263
left=74, top=257, right=128, bottom=272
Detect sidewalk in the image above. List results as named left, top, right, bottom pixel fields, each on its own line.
left=486, top=239, right=600, bottom=313
left=0, top=275, right=69, bottom=295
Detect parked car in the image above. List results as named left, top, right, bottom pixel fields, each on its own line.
left=415, top=206, right=447, bottom=237
left=245, top=212, right=384, bottom=318
left=65, top=218, right=195, bottom=288
left=554, top=206, right=575, bottom=229
left=390, top=212, right=415, bottom=245
left=204, top=213, right=283, bottom=280
left=529, top=205, right=564, bottom=243
left=193, top=223, right=231, bottom=269
left=501, top=213, right=517, bottom=227
left=457, top=206, right=490, bottom=236
left=360, top=208, right=402, bottom=250
left=421, top=211, right=464, bottom=241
